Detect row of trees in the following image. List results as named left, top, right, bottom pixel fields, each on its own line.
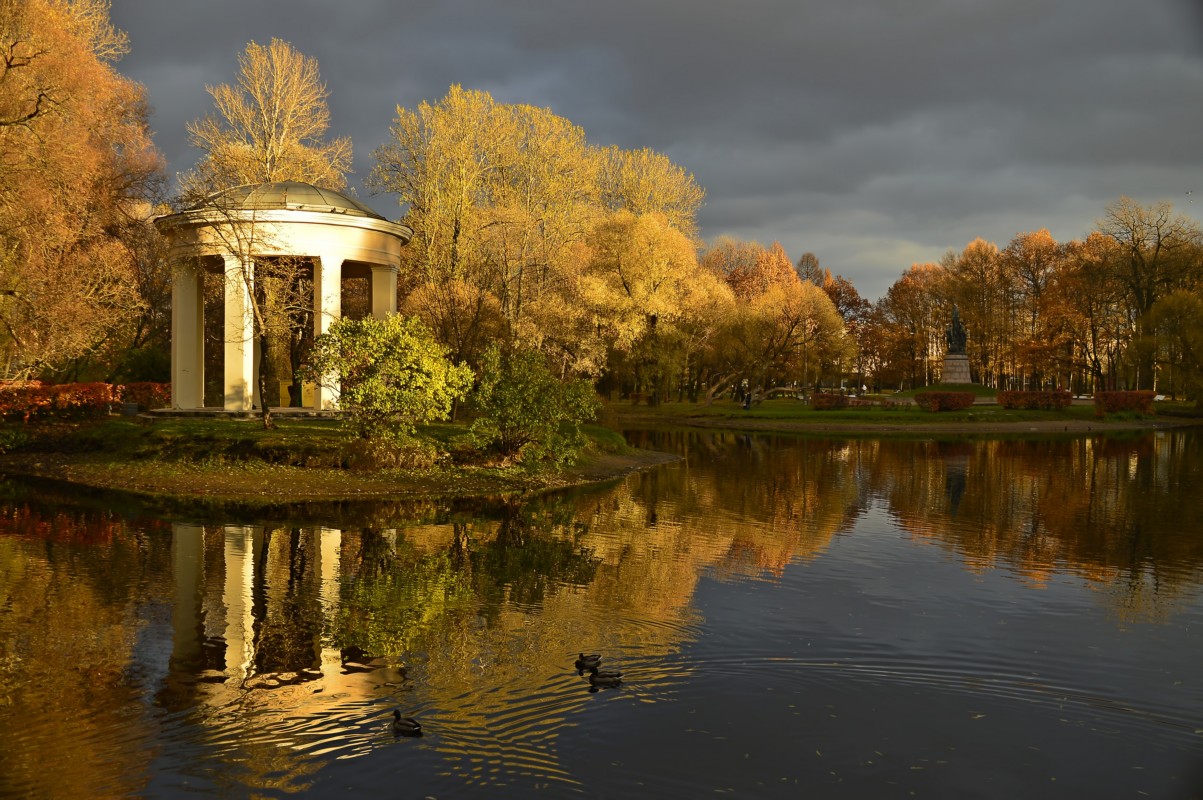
left=365, top=85, right=852, bottom=404
left=3, top=10, right=1200, bottom=406
left=866, top=201, right=1203, bottom=397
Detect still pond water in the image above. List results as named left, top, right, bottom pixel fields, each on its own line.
left=2, top=430, right=1203, bottom=798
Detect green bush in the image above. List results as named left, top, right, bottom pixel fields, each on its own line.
left=304, top=314, right=473, bottom=443
left=0, top=426, right=30, bottom=453
left=470, top=345, right=600, bottom=468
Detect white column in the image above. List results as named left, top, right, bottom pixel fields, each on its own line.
left=313, top=251, right=343, bottom=410
left=171, top=260, right=204, bottom=409
left=223, top=254, right=255, bottom=412
left=370, top=264, right=398, bottom=320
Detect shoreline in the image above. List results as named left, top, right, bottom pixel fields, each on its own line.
left=2, top=411, right=1197, bottom=513
left=604, top=413, right=1201, bottom=436
left=0, top=446, right=682, bottom=516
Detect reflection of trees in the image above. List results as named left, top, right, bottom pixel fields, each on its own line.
left=0, top=505, right=167, bottom=797
left=874, top=433, right=1203, bottom=618
left=253, top=527, right=325, bottom=673
left=620, top=430, right=868, bottom=576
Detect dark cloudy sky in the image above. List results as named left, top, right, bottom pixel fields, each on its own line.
left=110, top=0, right=1203, bottom=300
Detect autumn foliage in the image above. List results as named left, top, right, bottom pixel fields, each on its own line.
left=119, top=382, right=171, bottom=410
left=997, top=390, right=1073, bottom=410
left=0, top=382, right=120, bottom=421
left=1094, top=391, right=1156, bottom=417
left=913, top=391, right=976, bottom=412
left=811, top=393, right=849, bottom=410
left=1, top=0, right=164, bottom=381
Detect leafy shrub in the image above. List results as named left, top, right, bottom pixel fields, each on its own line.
left=120, top=382, right=171, bottom=410
left=998, top=390, right=1072, bottom=410
left=0, top=382, right=119, bottom=422
left=304, top=314, right=473, bottom=443
left=470, top=344, right=600, bottom=468
left=340, top=435, right=439, bottom=470
left=0, top=426, right=30, bottom=453
left=811, top=392, right=849, bottom=410
left=913, top=391, right=975, bottom=412
left=1094, top=390, right=1156, bottom=417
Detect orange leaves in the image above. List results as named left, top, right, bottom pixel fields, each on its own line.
left=0, top=381, right=120, bottom=422
left=1, top=0, right=162, bottom=378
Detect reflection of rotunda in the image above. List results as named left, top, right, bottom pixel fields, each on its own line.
left=154, top=181, right=413, bottom=411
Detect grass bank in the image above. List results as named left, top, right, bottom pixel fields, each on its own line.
left=0, top=416, right=675, bottom=509
left=600, top=396, right=1203, bottom=435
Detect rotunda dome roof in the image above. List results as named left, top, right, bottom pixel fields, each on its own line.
left=189, top=181, right=387, bottom=221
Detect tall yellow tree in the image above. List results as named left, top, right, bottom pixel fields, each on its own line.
left=370, top=85, right=505, bottom=281
left=1000, top=229, right=1063, bottom=387
left=475, top=102, right=598, bottom=324
left=581, top=212, right=699, bottom=352
left=877, top=263, right=945, bottom=388
left=371, top=85, right=707, bottom=384
left=181, top=38, right=351, bottom=200
left=580, top=212, right=706, bottom=400
left=179, top=39, right=354, bottom=423
left=1056, top=233, right=1130, bottom=391
left=596, top=145, right=705, bottom=238
left=946, top=238, right=1012, bottom=387
left=722, top=274, right=846, bottom=397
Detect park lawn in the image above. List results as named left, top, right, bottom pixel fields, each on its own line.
left=890, top=383, right=1000, bottom=398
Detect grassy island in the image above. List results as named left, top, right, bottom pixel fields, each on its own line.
left=0, top=416, right=678, bottom=511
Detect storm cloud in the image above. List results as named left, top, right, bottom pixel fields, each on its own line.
left=110, top=0, right=1203, bottom=299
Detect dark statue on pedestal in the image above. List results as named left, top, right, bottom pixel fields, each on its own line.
left=945, top=306, right=967, bottom=355
left=941, top=305, right=973, bottom=383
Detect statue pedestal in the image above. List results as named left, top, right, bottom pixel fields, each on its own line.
left=942, top=353, right=972, bottom=384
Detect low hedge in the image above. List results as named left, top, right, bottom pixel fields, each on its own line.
left=998, top=390, right=1072, bottom=410
left=0, top=382, right=120, bottom=422
left=120, top=382, right=171, bottom=410
left=812, top=392, right=849, bottom=410
left=914, top=391, right=975, bottom=412
left=1094, top=390, right=1156, bottom=417
left=0, top=381, right=169, bottom=422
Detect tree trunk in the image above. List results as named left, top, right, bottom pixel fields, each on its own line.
left=257, top=329, right=273, bottom=429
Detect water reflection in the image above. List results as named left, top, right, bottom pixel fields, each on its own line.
left=1, top=430, right=1201, bottom=797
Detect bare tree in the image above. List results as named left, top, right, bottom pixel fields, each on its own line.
left=1097, top=197, right=1202, bottom=389
left=180, top=38, right=351, bottom=202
